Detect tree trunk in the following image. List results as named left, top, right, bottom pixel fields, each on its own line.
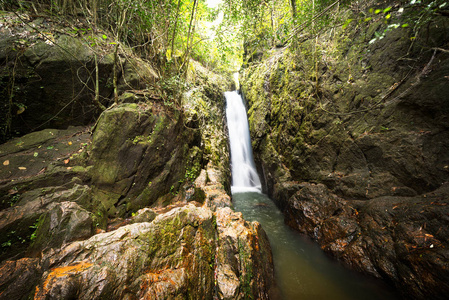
left=290, top=0, right=297, bottom=18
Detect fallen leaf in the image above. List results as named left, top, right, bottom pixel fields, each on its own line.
left=16, top=106, right=25, bottom=114
left=3, top=160, right=9, bottom=166
left=33, top=152, right=38, bottom=157
left=8, top=189, right=18, bottom=195
left=64, top=159, right=70, bottom=164
left=66, top=167, right=72, bottom=170
left=68, top=141, right=72, bottom=145
left=47, top=146, right=54, bottom=150
left=18, top=167, right=26, bottom=170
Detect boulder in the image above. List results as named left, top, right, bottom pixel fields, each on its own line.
left=0, top=203, right=277, bottom=300
left=0, top=13, right=158, bottom=143
left=216, top=207, right=275, bottom=299
left=282, top=182, right=449, bottom=299
left=89, top=103, right=201, bottom=214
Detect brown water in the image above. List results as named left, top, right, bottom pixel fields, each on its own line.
left=232, top=192, right=399, bottom=300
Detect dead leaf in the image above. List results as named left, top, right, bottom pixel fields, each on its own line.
left=18, top=167, right=26, bottom=170
left=67, top=167, right=72, bottom=170
left=3, top=160, right=9, bottom=166
left=68, top=141, right=72, bottom=145
left=16, top=106, right=25, bottom=114
left=431, top=201, right=448, bottom=206
left=64, top=159, right=70, bottom=164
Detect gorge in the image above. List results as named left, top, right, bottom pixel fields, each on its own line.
left=1, top=0, right=449, bottom=299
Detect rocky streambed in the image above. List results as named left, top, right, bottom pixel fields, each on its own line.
left=0, top=101, right=275, bottom=300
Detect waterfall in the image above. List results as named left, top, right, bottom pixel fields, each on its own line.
left=225, top=91, right=262, bottom=193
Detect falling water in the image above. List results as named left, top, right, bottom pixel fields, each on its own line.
left=225, top=90, right=398, bottom=300
left=225, top=91, right=261, bottom=193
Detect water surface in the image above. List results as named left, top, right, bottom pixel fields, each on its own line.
left=232, top=192, right=398, bottom=300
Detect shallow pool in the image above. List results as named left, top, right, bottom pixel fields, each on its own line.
left=232, top=192, right=399, bottom=300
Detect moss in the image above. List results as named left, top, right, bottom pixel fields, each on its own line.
left=27, top=214, right=47, bottom=252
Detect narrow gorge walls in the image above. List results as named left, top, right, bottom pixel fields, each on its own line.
left=241, top=3, right=449, bottom=299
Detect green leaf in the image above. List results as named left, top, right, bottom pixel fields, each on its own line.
left=33, top=152, right=38, bottom=157
left=46, top=146, right=54, bottom=150
left=364, top=17, right=372, bottom=22
left=375, top=9, right=382, bottom=14
left=385, top=13, right=391, bottom=19
left=342, top=19, right=353, bottom=29
left=102, top=34, right=107, bottom=39
left=401, top=23, right=409, bottom=27
left=383, top=7, right=392, bottom=13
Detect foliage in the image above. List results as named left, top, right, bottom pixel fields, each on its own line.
left=2, top=0, right=445, bottom=102
left=342, top=0, right=449, bottom=45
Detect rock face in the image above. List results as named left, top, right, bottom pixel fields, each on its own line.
left=0, top=111, right=275, bottom=299
left=0, top=16, right=275, bottom=297
left=89, top=102, right=200, bottom=215
left=241, top=3, right=449, bottom=299
left=0, top=203, right=274, bottom=300
left=0, top=12, right=157, bottom=143
left=282, top=182, right=449, bottom=299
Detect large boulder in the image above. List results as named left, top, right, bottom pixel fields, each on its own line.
left=89, top=102, right=201, bottom=215
left=0, top=203, right=275, bottom=300
left=283, top=182, right=449, bottom=299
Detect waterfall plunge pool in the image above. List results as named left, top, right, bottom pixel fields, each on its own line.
left=225, top=91, right=398, bottom=299
left=232, top=192, right=398, bottom=300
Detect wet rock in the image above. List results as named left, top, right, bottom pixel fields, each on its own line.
left=195, top=164, right=233, bottom=210
left=242, top=7, right=449, bottom=299
left=89, top=103, right=200, bottom=214
left=28, top=201, right=94, bottom=254
left=33, top=204, right=216, bottom=299
left=216, top=207, right=275, bottom=299
left=283, top=182, right=449, bottom=299
left=1, top=203, right=274, bottom=300
left=0, top=258, right=41, bottom=300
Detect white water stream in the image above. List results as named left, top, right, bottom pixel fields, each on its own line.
left=225, top=91, right=262, bottom=193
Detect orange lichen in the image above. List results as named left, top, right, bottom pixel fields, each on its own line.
left=140, top=268, right=179, bottom=291
left=35, top=261, right=92, bottom=299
